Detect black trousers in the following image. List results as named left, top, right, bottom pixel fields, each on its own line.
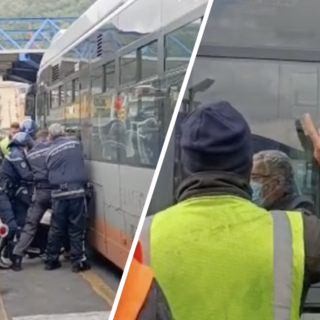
left=45, top=197, right=88, bottom=266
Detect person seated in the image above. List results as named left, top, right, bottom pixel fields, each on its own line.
left=250, top=150, right=315, bottom=215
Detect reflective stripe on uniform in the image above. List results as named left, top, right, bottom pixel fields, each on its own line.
left=270, top=210, right=292, bottom=320
left=139, top=215, right=153, bottom=266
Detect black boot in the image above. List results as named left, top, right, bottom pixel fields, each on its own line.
left=72, top=261, right=91, bottom=273
left=44, top=260, right=61, bottom=271
left=11, top=254, right=22, bottom=271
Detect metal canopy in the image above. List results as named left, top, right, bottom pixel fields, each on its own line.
left=0, top=17, right=76, bottom=81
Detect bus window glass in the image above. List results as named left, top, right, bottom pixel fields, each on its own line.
left=65, top=82, right=72, bottom=105
left=91, top=67, right=117, bottom=162
left=138, top=41, right=158, bottom=81
left=80, top=74, right=91, bottom=160
left=164, top=19, right=201, bottom=71
left=72, top=78, right=80, bottom=102
left=187, top=57, right=317, bottom=206
left=51, top=89, right=59, bottom=109
left=36, top=92, right=46, bottom=116
left=91, top=91, right=118, bottom=162
left=36, top=92, right=47, bottom=128
left=120, top=50, right=137, bottom=85
left=25, top=94, right=35, bottom=117
left=103, top=61, right=115, bottom=92
left=203, top=0, right=320, bottom=52
left=58, top=85, right=65, bottom=106
left=91, top=68, right=103, bottom=96
left=118, top=81, right=162, bottom=168
left=48, top=91, right=52, bottom=111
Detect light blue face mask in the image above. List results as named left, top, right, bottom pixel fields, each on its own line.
left=250, top=180, right=264, bottom=206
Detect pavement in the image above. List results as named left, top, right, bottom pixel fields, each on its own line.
left=1, top=253, right=319, bottom=320
left=0, top=255, right=120, bottom=320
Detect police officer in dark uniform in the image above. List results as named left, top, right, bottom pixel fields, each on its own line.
left=44, top=123, right=90, bottom=272
left=0, top=132, right=33, bottom=241
left=10, top=129, right=52, bottom=271
left=20, top=119, right=36, bottom=150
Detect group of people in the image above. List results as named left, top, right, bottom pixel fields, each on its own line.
left=0, top=120, right=91, bottom=273
left=115, top=101, right=320, bottom=320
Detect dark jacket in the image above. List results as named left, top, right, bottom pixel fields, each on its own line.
left=27, top=140, right=52, bottom=184
left=138, top=280, right=173, bottom=320
left=176, top=172, right=320, bottom=313
left=1, top=146, right=33, bottom=185
left=45, top=135, right=87, bottom=199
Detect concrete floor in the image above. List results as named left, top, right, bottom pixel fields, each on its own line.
left=0, top=256, right=116, bottom=320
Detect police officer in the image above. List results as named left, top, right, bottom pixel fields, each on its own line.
left=0, top=132, right=33, bottom=241
left=10, top=129, right=52, bottom=271
left=139, top=101, right=320, bottom=320
left=44, top=123, right=90, bottom=272
left=20, top=119, right=36, bottom=150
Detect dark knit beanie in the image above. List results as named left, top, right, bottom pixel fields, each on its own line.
left=180, top=101, right=253, bottom=178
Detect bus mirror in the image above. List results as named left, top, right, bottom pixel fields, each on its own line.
left=25, top=93, right=35, bottom=117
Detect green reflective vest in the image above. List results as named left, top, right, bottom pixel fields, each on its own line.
left=0, top=137, right=10, bottom=157
left=143, top=195, right=304, bottom=320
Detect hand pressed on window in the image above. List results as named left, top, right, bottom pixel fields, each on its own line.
left=302, top=113, right=320, bottom=165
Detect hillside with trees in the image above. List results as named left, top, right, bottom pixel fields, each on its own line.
left=0, top=0, right=95, bottom=18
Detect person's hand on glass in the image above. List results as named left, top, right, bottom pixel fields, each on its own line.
left=302, top=113, right=320, bottom=165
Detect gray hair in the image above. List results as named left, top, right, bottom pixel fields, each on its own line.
left=48, top=123, right=65, bottom=139
left=253, top=150, right=294, bottom=190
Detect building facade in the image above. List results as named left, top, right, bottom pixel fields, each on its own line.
left=0, top=81, right=29, bottom=134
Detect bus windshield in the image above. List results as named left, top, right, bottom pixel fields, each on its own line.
left=201, top=0, right=320, bottom=52
left=178, top=0, right=320, bottom=220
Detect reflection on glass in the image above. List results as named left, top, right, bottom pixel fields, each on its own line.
left=120, top=50, right=137, bottom=84
left=25, top=94, right=35, bottom=116
left=205, top=0, right=320, bottom=52
left=51, top=89, right=59, bottom=109
left=103, top=61, right=115, bottom=92
left=139, top=41, right=158, bottom=80
left=58, top=85, right=65, bottom=106
left=90, top=84, right=163, bottom=167
left=186, top=57, right=317, bottom=203
left=65, top=82, right=72, bottom=104
left=72, top=78, right=80, bottom=103
left=165, top=19, right=201, bottom=71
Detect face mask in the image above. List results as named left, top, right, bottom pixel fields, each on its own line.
left=250, top=180, right=264, bottom=206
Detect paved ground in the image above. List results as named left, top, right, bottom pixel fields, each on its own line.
left=303, top=315, right=320, bottom=320
left=0, top=254, right=120, bottom=320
